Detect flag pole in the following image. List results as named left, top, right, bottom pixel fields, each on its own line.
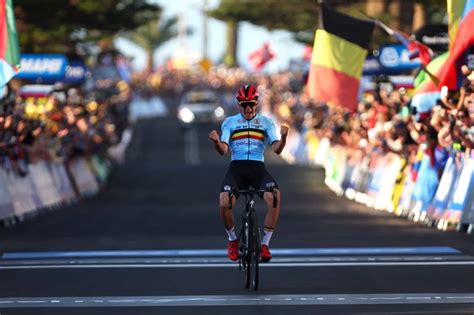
left=358, top=9, right=439, bottom=86
left=421, top=65, right=440, bottom=86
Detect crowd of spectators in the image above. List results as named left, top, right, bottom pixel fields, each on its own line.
left=138, top=63, right=472, bottom=161
left=0, top=77, right=131, bottom=178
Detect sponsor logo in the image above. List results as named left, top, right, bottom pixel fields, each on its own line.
left=65, top=65, right=85, bottom=78
left=224, top=185, right=232, bottom=191
left=234, top=140, right=264, bottom=147
left=238, top=119, right=246, bottom=123
left=21, top=58, right=64, bottom=74
left=266, top=182, right=276, bottom=188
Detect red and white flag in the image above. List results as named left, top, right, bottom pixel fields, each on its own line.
left=248, top=42, right=275, bottom=71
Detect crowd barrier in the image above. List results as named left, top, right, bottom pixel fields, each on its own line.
left=0, top=94, right=164, bottom=227
left=0, top=127, right=133, bottom=226
left=281, top=127, right=474, bottom=235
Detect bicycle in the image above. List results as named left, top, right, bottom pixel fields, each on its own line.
left=228, top=187, right=277, bottom=291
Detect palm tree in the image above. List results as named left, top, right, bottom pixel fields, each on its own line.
left=121, top=16, right=189, bottom=71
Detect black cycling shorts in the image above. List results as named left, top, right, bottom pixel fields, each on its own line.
left=220, top=160, right=279, bottom=198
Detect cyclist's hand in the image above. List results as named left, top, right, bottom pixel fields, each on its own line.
left=280, top=125, right=289, bottom=138
left=209, top=130, right=220, bottom=144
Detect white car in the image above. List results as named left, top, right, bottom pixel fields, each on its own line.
left=177, top=90, right=225, bottom=125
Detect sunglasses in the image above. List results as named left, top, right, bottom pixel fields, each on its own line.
left=239, top=101, right=257, bottom=108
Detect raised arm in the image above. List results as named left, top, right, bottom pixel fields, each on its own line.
left=209, top=130, right=228, bottom=155
left=272, top=125, right=289, bottom=155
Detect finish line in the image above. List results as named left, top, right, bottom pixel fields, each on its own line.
left=1, top=293, right=474, bottom=307
left=0, top=246, right=461, bottom=260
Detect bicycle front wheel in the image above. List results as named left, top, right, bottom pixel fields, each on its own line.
left=250, top=210, right=260, bottom=290
left=240, top=220, right=251, bottom=289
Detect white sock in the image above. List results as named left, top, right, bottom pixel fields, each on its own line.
left=262, top=227, right=274, bottom=246
left=225, top=227, right=237, bottom=241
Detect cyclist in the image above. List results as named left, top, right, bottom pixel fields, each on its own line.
left=208, top=85, right=289, bottom=263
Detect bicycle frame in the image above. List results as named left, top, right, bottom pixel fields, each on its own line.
left=236, top=188, right=267, bottom=290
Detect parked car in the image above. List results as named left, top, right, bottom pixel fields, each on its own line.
left=177, top=90, right=226, bottom=126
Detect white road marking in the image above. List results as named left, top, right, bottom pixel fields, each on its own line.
left=2, top=254, right=471, bottom=266
left=1, top=260, right=474, bottom=270
left=1, top=294, right=474, bottom=307
left=1, top=254, right=472, bottom=270
left=1, top=247, right=460, bottom=260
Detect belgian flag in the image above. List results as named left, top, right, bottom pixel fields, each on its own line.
left=307, top=4, right=374, bottom=111
left=438, top=0, right=474, bottom=89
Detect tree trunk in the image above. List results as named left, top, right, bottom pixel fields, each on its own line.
left=412, top=3, right=426, bottom=33
left=366, top=0, right=384, bottom=17
left=224, top=20, right=238, bottom=67
left=388, top=0, right=414, bottom=33
left=147, top=48, right=154, bottom=72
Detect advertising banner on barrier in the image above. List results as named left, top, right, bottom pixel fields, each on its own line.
left=48, top=163, right=75, bottom=202
left=391, top=158, right=408, bottom=213
left=342, top=154, right=358, bottom=191
left=89, top=156, right=109, bottom=185
left=0, top=168, right=14, bottom=220
left=460, top=163, right=474, bottom=225
left=324, top=146, right=347, bottom=195
left=6, top=170, right=41, bottom=216
left=450, top=157, right=474, bottom=224
left=427, top=156, right=458, bottom=220
left=314, top=137, right=330, bottom=166
left=69, top=158, right=99, bottom=197
left=411, top=154, right=439, bottom=213
left=374, top=154, right=402, bottom=211
left=305, top=131, right=320, bottom=164
left=395, top=167, right=416, bottom=216
left=353, top=156, right=371, bottom=195
left=367, top=154, right=385, bottom=201
left=29, top=162, right=62, bottom=208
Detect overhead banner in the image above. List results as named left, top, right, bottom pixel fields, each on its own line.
left=362, top=56, right=382, bottom=75
left=64, top=61, right=87, bottom=84
left=414, top=24, right=449, bottom=54
left=468, top=53, right=474, bottom=69
left=377, top=44, right=422, bottom=73
left=16, top=54, right=68, bottom=82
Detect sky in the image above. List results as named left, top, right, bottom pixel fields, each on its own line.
left=114, top=0, right=308, bottom=73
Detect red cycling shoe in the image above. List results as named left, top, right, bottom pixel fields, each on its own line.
left=227, top=240, right=239, bottom=261
left=261, top=245, right=272, bottom=262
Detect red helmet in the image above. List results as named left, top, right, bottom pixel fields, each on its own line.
left=236, top=85, right=259, bottom=103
